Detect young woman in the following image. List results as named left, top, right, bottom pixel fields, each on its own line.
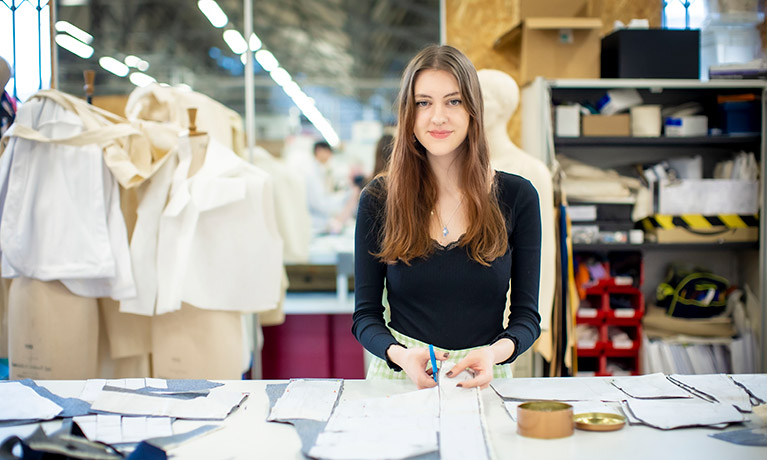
left=352, top=45, right=541, bottom=389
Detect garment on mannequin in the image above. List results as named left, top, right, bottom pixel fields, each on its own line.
left=478, top=69, right=556, bottom=342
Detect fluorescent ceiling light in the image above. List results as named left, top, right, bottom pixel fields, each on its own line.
left=59, top=0, right=90, bottom=5
left=223, top=29, right=248, bottom=55
left=124, top=55, right=140, bottom=67
left=197, top=0, right=228, bottom=28
left=282, top=81, right=302, bottom=98
left=255, top=49, right=278, bottom=71
left=55, top=34, right=94, bottom=59
left=269, top=67, right=291, bottom=87
left=136, top=59, right=150, bottom=71
left=54, top=21, right=93, bottom=44
left=99, top=56, right=129, bottom=77
left=249, top=33, right=262, bottom=51
left=129, top=72, right=156, bottom=87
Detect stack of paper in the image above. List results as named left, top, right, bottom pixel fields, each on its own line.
left=89, top=386, right=246, bottom=420
left=624, top=398, right=745, bottom=429
left=611, top=373, right=691, bottom=399
left=0, top=381, right=63, bottom=421
left=491, top=376, right=627, bottom=401
left=73, top=414, right=173, bottom=444
left=267, top=379, right=342, bottom=422
left=730, top=374, right=767, bottom=404
left=438, top=363, right=490, bottom=460
left=668, top=374, right=752, bottom=411
left=308, top=387, right=439, bottom=460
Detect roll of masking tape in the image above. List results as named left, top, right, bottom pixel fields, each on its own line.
left=631, top=105, right=662, bottom=137
left=517, top=401, right=574, bottom=439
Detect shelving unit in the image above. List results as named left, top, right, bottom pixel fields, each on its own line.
left=522, top=78, right=766, bottom=373
left=574, top=249, right=644, bottom=376
left=555, top=135, right=760, bottom=147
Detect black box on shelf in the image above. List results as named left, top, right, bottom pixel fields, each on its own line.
left=601, top=29, right=699, bottom=79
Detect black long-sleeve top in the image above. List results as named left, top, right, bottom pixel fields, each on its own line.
left=352, top=171, right=542, bottom=369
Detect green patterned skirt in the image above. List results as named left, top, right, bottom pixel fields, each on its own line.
left=366, top=327, right=514, bottom=380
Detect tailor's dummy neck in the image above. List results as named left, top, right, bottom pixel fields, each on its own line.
left=181, top=133, right=209, bottom=178
left=486, top=118, right=526, bottom=163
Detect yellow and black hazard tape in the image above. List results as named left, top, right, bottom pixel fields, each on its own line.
left=641, top=214, right=759, bottom=230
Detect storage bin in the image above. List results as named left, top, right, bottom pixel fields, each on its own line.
left=718, top=100, right=761, bottom=134
left=658, top=179, right=758, bottom=215
left=601, top=29, right=700, bottom=79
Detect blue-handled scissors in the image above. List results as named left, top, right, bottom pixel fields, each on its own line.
left=428, top=344, right=438, bottom=382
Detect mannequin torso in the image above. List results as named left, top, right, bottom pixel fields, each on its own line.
left=478, top=69, right=556, bottom=335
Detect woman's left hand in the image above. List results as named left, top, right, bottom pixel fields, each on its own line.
left=445, top=338, right=515, bottom=389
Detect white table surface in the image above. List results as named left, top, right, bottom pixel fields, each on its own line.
left=12, top=378, right=767, bottom=460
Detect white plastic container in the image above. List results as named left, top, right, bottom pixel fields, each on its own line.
left=665, top=115, right=708, bottom=137
left=556, top=105, right=580, bottom=137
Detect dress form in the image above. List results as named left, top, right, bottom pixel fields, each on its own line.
left=478, top=69, right=556, bottom=336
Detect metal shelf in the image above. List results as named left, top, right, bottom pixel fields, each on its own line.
left=573, top=242, right=759, bottom=252
left=554, top=135, right=761, bottom=147
left=547, top=78, right=767, bottom=90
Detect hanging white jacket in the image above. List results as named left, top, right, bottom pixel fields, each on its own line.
left=0, top=96, right=135, bottom=299
left=124, top=135, right=283, bottom=315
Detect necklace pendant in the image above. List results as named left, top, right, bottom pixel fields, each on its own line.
left=442, top=226, right=449, bottom=237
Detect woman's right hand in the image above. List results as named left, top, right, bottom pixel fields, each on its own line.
left=386, top=345, right=448, bottom=389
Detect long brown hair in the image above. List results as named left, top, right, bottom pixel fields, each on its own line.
left=375, top=44, right=508, bottom=266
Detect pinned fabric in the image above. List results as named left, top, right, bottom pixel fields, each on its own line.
left=0, top=95, right=135, bottom=299
left=125, top=83, right=245, bottom=158
left=1, top=89, right=175, bottom=189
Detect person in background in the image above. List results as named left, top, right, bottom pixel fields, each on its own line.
left=352, top=44, right=542, bottom=389
left=305, top=140, right=360, bottom=235
left=372, top=133, right=394, bottom=179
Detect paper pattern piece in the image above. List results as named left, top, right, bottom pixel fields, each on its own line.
left=90, top=387, right=246, bottom=420
left=668, top=374, right=752, bottom=411
left=0, top=381, right=63, bottom=421
left=491, top=376, right=626, bottom=401
left=79, top=378, right=217, bottom=404
left=611, top=373, right=691, bottom=399
left=74, top=415, right=173, bottom=444
left=268, top=379, right=342, bottom=422
left=17, top=379, right=90, bottom=417
left=309, top=387, right=439, bottom=460
left=624, top=398, right=745, bottom=429
left=730, top=374, right=767, bottom=404
left=438, top=363, right=491, bottom=460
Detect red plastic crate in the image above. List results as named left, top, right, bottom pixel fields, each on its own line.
left=604, top=324, right=642, bottom=357
left=576, top=294, right=606, bottom=326
left=606, top=287, right=645, bottom=325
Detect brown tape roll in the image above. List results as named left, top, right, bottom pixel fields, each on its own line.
left=517, top=401, right=574, bottom=439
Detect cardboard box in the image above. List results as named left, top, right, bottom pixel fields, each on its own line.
left=495, top=17, right=602, bottom=85
left=601, top=29, right=700, bottom=79
left=582, top=114, right=630, bottom=136
left=648, top=227, right=757, bottom=243
left=518, top=0, right=589, bottom=22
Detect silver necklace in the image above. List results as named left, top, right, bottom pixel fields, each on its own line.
left=432, top=195, right=464, bottom=238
